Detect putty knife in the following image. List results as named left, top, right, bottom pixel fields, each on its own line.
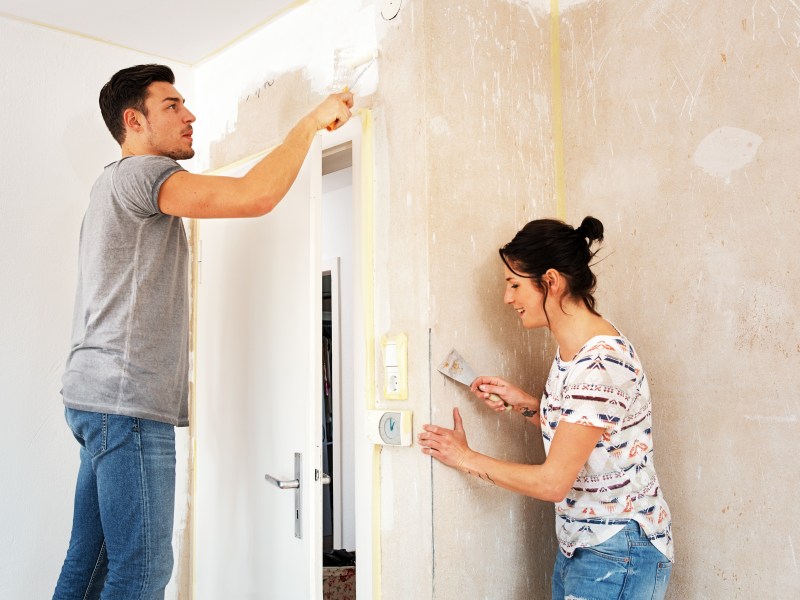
left=437, top=349, right=511, bottom=411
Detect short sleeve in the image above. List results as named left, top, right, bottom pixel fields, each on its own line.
left=112, top=156, right=185, bottom=218
left=559, top=340, right=638, bottom=430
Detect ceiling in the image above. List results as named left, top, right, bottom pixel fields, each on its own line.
left=0, top=0, right=300, bottom=64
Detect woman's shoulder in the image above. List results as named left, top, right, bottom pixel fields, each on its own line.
left=572, top=333, right=642, bottom=380
left=578, top=333, right=633, bottom=359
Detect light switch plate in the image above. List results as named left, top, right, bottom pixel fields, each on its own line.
left=381, top=333, right=408, bottom=400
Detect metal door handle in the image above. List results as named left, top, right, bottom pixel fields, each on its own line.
left=264, top=473, right=300, bottom=489
left=264, top=453, right=303, bottom=539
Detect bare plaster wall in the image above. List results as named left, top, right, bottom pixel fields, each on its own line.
left=375, top=1, right=561, bottom=598
left=560, top=0, right=800, bottom=597
left=420, top=3, right=559, bottom=599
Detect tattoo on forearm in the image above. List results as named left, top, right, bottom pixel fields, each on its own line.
left=465, top=469, right=495, bottom=485
left=521, top=408, right=538, bottom=418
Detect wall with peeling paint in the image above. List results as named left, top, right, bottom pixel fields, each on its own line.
left=0, top=15, right=196, bottom=599
left=560, top=0, right=800, bottom=597
left=194, top=0, right=559, bottom=597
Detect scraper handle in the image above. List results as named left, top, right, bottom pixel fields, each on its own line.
left=488, top=393, right=513, bottom=412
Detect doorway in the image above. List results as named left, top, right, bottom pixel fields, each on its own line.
left=192, top=115, right=375, bottom=599
left=321, top=145, right=357, bottom=596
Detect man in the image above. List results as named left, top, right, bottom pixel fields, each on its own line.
left=53, top=64, right=353, bottom=599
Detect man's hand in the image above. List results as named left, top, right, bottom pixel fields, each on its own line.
left=308, top=91, right=354, bottom=131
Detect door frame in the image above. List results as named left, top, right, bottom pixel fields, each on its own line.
left=320, top=112, right=378, bottom=598
left=188, top=110, right=377, bottom=599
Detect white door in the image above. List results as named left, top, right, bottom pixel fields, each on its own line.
left=194, top=138, right=323, bottom=599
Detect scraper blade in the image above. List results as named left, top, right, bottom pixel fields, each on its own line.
left=436, top=348, right=511, bottom=410
left=437, top=348, right=478, bottom=388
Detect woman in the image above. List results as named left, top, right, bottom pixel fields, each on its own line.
left=418, top=217, right=673, bottom=599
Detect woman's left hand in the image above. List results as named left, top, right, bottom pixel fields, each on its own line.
left=418, top=407, right=473, bottom=470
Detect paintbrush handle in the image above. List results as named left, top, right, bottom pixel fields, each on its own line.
left=326, top=86, right=349, bottom=131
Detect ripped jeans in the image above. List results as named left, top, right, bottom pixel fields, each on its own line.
left=551, top=520, right=672, bottom=600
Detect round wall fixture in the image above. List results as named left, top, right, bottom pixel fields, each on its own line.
left=381, top=0, right=402, bottom=20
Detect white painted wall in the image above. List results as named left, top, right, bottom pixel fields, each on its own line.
left=0, top=15, right=195, bottom=598
left=191, top=0, right=378, bottom=172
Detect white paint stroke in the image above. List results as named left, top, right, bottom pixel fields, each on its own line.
left=506, top=0, right=599, bottom=14
left=770, top=3, right=782, bottom=28
left=743, top=415, right=798, bottom=424
left=693, top=126, right=762, bottom=180
left=792, top=67, right=800, bottom=105
left=193, top=0, right=377, bottom=161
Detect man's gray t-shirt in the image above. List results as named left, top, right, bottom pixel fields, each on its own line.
left=61, top=155, right=190, bottom=426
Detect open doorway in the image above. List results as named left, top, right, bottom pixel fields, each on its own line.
left=321, top=144, right=357, bottom=597
left=193, top=115, right=374, bottom=599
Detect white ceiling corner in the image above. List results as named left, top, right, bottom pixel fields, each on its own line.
left=0, top=0, right=300, bottom=64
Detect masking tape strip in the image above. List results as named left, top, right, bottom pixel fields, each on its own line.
left=550, top=0, right=567, bottom=220
left=358, top=110, right=382, bottom=599
left=189, top=218, right=199, bottom=597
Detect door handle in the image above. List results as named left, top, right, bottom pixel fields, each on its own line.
left=264, top=473, right=300, bottom=489
left=264, top=453, right=303, bottom=539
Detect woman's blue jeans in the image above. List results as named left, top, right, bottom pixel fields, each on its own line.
left=552, top=520, right=672, bottom=600
left=53, top=408, right=176, bottom=600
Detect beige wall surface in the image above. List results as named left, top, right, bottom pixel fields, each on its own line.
left=375, top=0, right=562, bottom=596
left=561, top=0, right=800, bottom=598
left=188, top=0, right=799, bottom=597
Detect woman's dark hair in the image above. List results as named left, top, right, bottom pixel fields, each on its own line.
left=99, top=64, right=175, bottom=145
left=499, top=216, right=604, bottom=319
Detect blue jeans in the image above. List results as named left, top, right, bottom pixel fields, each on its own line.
left=53, top=408, right=176, bottom=600
left=552, top=520, right=672, bottom=600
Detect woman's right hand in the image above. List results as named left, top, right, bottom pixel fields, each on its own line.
left=470, top=376, right=539, bottom=416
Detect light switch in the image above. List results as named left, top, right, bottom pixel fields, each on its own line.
left=384, top=341, right=398, bottom=367
left=381, top=333, right=407, bottom=400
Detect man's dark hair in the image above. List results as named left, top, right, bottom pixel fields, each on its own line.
left=99, top=64, right=175, bottom=144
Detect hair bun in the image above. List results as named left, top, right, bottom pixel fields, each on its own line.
left=576, top=216, right=604, bottom=243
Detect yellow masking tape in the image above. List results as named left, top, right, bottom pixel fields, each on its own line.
left=550, top=0, right=567, bottom=220
left=189, top=218, right=199, bottom=597
left=358, top=110, right=382, bottom=599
